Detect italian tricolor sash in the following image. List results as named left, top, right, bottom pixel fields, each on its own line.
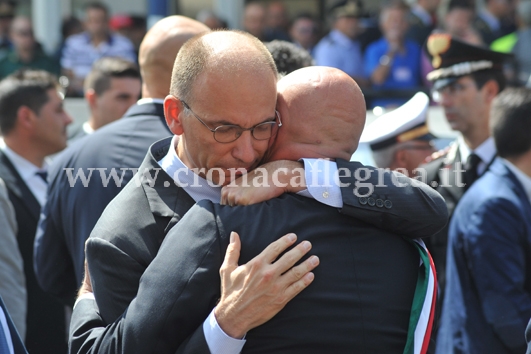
left=403, top=239, right=437, bottom=354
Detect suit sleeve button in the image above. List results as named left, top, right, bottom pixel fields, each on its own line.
left=376, top=199, right=384, bottom=208
left=384, top=200, right=392, bottom=209
left=359, top=197, right=368, bottom=205
left=368, top=197, right=376, bottom=206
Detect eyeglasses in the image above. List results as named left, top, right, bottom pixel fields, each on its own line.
left=180, top=99, right=282, bottom=143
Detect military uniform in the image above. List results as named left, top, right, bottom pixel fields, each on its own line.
left=422, top=34, right=511, bottom=309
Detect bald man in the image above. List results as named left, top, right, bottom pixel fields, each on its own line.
left=72, top=66, right=425, bottom=353
left=34, top=16, right=209, bottom=304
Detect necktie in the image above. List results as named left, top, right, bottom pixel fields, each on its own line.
left=0, top=309, right=12, bottom=354
left=464, top=153, right=481, bottom=190
left=36, top=170, right=48, bottom=184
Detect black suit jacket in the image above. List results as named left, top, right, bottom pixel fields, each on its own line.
left=0, top=295, right=27, bottom=354
left=34, top=102, right=172, bottom=304
left=86, top=195, right=420, bottom=354
left=71, top=137, right=447, bottom=353
left=0, top=151, right=67, bottom=354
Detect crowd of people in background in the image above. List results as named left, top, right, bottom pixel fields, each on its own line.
left=0, top=0, right=530, bottom=353
left=0, top=0, right=526, bottom=105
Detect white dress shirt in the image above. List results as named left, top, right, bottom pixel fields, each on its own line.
left=0, top=145, right=49, bottom=207
left=158, top=135, right=344, bottom=353
left=458, top=136, right=497, bottom=176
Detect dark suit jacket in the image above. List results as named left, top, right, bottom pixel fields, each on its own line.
left=34, top=102, right=172, bottom=304
left=86, top=137, right=447, bottom=324
left=86, top=195, right=420, bottom=354
left=0, top=295, right=27, bottom=354
left=437, top=158, right=531, bottom=354
left=0, top=150, right=67, bottom=354
left=71, top=136, right=447, bottom=353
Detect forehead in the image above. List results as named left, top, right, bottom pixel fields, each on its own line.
left=191, top=68, right=277, bottom=124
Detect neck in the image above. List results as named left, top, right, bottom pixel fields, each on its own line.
left=91, top=33, right=108, bottom=46
left=87, top=116, right=99, bottom=130
left=507, top=151, right=531, bottom=178
left=4, top=135, right=45, bottom=168
left=463, top=123, right=491, bottom=150
left=18, top=47, right=34, bottom=62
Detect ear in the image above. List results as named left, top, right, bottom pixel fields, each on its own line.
left=85, top=88, right=98, bottom=111
left=393, top=148, right=408, bottom=169
left=482, top=79, right=500, bottom=104
left=16, top=105, right=37, bottom=132
left=164, top=95, right=185, bottom=135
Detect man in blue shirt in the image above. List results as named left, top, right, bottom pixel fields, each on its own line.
left=365, top=0, right=421, bottom=108
left=314, top=1, right=366, bottom=85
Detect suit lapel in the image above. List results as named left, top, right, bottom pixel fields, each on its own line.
left=139, top=138, right=196, bottom=242
left=441, top=144, right=465, bottom=203
left=0, top=151, right=40, bottom=221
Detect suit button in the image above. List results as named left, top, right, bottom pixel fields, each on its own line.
left=368, top=197, right=376, bottom=206
left=359, top=197, right=368, bottom=205
left=384, top=200, right=392, bottom=209
left=376, top=199, right=384, bottom=208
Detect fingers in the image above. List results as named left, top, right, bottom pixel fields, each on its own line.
left=281, top=255, right=319, bottom=286
left=282, top=272, right=316, bottom=303
left=271, top=238, right=312, bottom=273
left=220, top=232, right=241, bottom=276
left=259, top=233, right=298, bottom=263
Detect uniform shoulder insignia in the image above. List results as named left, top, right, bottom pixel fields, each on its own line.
left=423, top=146, right=450, bottom=164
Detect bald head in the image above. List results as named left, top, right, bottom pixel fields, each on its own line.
left=268, top=66, right=365, bottom=162
left=138, top=16, right=209, bottom=98
left=170, top=30, right=278, bottom=104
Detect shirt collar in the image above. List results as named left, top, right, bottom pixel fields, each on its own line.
left=0, top=144, right=48, bottom=181
left=458, top=136, right=496, bottom=165
left=502, top=158, right=531, bottom=202
left=330, top=29, right=357, bottom=47
left=158, top=135, right=221, bottom=203
left=412, top=4, right=433, bottom=26
left=137, top=98, right=165, bottom=105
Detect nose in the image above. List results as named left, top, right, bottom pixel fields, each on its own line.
left=64, top=113, right=73, bottom=126
left=231, top=131, right=257, bottom=165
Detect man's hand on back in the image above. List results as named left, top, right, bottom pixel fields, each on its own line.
left=214, top=232, right=319, bottom=338
left=221, top=160, right=306, bottom=206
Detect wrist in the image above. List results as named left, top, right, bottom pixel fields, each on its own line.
left=214, top=305, right=247, bottom=339
left=379, top=54, right=393, bottom=66
left=282, top=161, right=305, bottom=193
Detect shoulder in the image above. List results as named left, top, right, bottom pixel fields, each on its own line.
left=64, top=32, right=87, bottom=47
left=110, top=33, right=134, bottom=48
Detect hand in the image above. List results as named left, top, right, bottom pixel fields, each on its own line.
left=214, top=232, right=319, bottom=338
left=221, top=160, right=306, bottom=206
left=77, top=260, right=93, bottom=298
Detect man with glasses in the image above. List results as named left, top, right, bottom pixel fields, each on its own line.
left=421, top=33, right=511, bottom=312
left=73, top=30, right=447, bottom=353
left=361, top=92, right=436, bottom=177
left=74, top=63, right=443, bottom=354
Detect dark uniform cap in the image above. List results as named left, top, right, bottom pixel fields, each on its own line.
left=425, top=33, right=512, bottom=90
left=331, top=0, right=362, bottom=18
